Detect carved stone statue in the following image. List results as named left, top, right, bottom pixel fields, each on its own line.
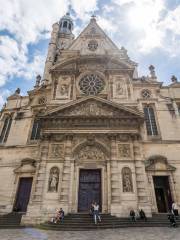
left=116, top=82, right=124, bottom=95
left=122, top=167, right=133, bottom=192
left=59, top=84, right=69, bottom=96
left=48, top=167, right=59, bottom=192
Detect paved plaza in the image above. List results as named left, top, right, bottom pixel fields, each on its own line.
left=0, top=227, right=180, bottom=240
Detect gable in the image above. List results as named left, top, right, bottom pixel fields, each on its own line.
left=43, top=96, right=144, bottom=119
left=68, top=18, right=119, bottom=55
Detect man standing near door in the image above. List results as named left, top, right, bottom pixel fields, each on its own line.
left=93, top=202, right=101, bottom=224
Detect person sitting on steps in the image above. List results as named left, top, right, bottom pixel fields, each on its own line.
left=51, top=208, right=64, bottom=224
left=129, top=209, right=136, bottom=222
left=139, top=209, right=147, bottom=221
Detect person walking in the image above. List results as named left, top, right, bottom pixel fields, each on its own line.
left=172, top=202, right=179, bottom=219
left=168, top=212, right=177, bottom=227
left=93, top=202, right=101, bottom=224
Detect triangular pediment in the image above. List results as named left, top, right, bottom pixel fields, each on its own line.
left=145, top=155, right=176, bottom=172
left=68, top=18, right=119, bottom=55
left=42, top=96, right=144, bottom=119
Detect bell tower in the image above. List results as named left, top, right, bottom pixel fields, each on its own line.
left=58, top=12, right=74, bottom=50
left=42, top=13, right=74, bottom=84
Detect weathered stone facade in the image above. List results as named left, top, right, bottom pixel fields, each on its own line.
left=0, top=14, right=180, bottom=225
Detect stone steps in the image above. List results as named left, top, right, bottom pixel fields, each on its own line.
left=0, top=212, right=23, bottom=228
left=39, top=213, right=180, bottom=231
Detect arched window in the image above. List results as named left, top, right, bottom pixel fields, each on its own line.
left=63, top=21, right=67, bottom=28
left=143, top=106, right=158, bottom=136
left=122, top=167, right=133, bottom=192
left=48, top=167, right=59, bottom=192
left=0, top=115, right=12, bottom=143
left=30, top=119, right=41, bottom=140
left=68, top=23, right=71, bottom=31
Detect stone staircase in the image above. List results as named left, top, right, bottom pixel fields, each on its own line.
left=39, top=213, right=180, bottom=231
left=0, top=212, right=23, bottom=228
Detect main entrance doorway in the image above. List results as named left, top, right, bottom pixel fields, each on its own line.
left=153, top=176, right=172, bottom=213
left=78, top=169, right=101, bottom=212
left=13, top=177, right=33, bottom=212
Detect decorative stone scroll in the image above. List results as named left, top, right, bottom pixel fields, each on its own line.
left=118, top=144, right=131, bottom=158
left=122, top=167, right=133, bottom=192
left=50, top=144, right=64, bottom=159
left=78, top=146, right=105, bottom=161
left=48, top=167, right=59, bottom=192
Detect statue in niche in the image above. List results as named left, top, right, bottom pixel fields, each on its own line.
left=122, top=167, right=133, bottom=192
left=48, top=167, right=59, bottom=192
left=59, top=83, right=69, bottom=97
left=116, top=82, right=124, bottom=95
left=119, top=144, right=131, bottom=158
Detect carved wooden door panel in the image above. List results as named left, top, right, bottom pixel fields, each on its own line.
left=78, top=169, right=101, bottom=212
left=13, top=177, right=33, bottom=212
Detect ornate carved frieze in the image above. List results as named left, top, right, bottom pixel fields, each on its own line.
left=63, top=101, right=113, bottom=116
left=50, top=144, right=65, bottom=159
left=77, top=145, right=105, bottom=162
left=118, top=144, right=131, bottom=158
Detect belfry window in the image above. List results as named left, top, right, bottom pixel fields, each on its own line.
left=63, top=21, right=67, bottom=28
left=144, top=106, right=158, bottom=136
left=0, top=115, right=12, bottom=143
left=30, top=119, right=41, bottom=140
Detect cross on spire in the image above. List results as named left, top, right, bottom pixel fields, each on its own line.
left=91, top=13, right=96, bottom=21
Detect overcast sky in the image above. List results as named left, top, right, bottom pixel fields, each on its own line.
left=0, top=0, right=180, bottom=107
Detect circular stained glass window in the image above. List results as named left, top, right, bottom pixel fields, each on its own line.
left=79, top=74, right=105, bottom=95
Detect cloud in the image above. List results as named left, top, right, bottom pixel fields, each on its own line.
left=0, top=35, right=44, bottom=87
left=0, top=0, right=180, bottom=109
left=0, top=0, right=99, bottom=91
left=0, top=89, right=11, bottom=109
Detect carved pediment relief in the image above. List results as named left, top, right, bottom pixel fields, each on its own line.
left=44, top=96, right=143, bottom=119
left=145, top=155, right=176, bottom=172
left=14, top=158, right=36, bottom=174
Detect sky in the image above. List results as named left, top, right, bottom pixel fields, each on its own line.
left=0, top=0, right=180, bottom=108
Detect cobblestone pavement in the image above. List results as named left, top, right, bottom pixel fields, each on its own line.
left=0, top=227, right=180, bottom=240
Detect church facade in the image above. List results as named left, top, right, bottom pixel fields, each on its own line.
left=0, top=13, right=180, bottom=224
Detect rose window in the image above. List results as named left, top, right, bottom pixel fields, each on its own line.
left=79, top=74, right=105, bottom=95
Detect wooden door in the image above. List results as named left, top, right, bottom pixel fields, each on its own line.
left=78, top=169, right=101, bottom=212
left=13, top=177, right=33, bottom=212
left=153, top=176, right=172, bottom=213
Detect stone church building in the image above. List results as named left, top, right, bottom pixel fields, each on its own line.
left=0, top=13, right=180, bottom=224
